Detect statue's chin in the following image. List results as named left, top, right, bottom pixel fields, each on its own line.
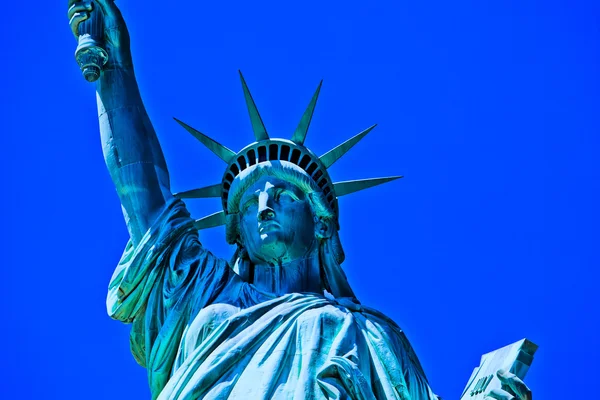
left=250, top=234, right=293, bottom=265
left=248, top=230, right=314, bottom=265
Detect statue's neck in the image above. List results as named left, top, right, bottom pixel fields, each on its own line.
left=252, top=250, right=322, bottom=296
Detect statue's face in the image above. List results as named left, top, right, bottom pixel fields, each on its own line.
left=238, top=175, right=316, bottom=265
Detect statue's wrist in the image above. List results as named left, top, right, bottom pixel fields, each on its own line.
left=97, top=64, right=136, bottom=88
left=101, top=51, right=135, bottom=76
left=103, top=62, right=134, bottom=74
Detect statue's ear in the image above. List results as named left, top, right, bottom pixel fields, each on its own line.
left=315, top=217, right=334, bottom=240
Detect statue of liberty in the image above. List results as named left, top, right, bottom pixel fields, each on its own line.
left=68, top=1, right=535, bottom=399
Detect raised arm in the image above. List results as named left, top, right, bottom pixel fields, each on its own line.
left=69, top=0, right=173, bottom=245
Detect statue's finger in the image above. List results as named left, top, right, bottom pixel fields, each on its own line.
left=92, top=0, right=124, bottom=27
left=497, top=370, right=532, bottom=400
left=485, top=388, right=515, bottom=400
left=69, top=12, right=90, bottom=38
left=68, top=1, right=93, bottom=21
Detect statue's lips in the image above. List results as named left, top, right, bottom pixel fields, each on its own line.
left=258, top=221, right=280, bottom=234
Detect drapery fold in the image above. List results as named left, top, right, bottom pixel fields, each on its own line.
left=106, top=199, right=438, bottom=399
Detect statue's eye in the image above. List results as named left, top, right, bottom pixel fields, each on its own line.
left=276, top=189, right=297, bottom=202
left=241, top=197, right=258, bottom=212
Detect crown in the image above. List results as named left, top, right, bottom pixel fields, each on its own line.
left=173, top=72, right=402, bottom=230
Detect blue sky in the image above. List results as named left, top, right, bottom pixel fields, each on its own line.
left=2, top=0, right=599, bottom=398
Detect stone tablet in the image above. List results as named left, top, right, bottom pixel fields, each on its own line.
left=460, top=339, right=538, bottom=400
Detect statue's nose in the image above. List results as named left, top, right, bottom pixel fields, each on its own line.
left=258, top=208, right=275, bottom=222
left=257, top=191, right=276, bottom=222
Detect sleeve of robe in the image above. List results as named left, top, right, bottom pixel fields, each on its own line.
left=105, top=198, right=233, bottom=396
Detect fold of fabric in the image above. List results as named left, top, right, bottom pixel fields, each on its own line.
left=107, top=199, right=437, bottom=399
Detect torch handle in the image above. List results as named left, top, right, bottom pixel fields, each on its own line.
left=75, top=1, right=108, bottom=82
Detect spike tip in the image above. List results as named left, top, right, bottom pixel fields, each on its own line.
left=333, top=176, right=403, bottom=197
left=291, top=80, right=323, bottom=145
left=173, top=118, right=236, bottom=163
left=239, top=71, right=269, bottom=141
left=320, top=124, right=377, bottom=169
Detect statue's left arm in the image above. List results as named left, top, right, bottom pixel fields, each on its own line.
left=485, top=369, right=532, bottom=400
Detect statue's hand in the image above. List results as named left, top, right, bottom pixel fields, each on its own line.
left=68, top=0, right=132, bottom=70
left=485, top=369, right=532, bottom=400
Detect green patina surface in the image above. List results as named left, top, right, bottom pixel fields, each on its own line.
left=68, top=1, right=534, bottom=399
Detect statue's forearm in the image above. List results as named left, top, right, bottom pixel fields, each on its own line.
left=96, top=67, right=173, bottom=245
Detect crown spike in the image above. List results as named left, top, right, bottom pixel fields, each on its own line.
left=333, top=176, right=403, bottom=197
left=194, top=211, right=226, bottom=230
left=320, top=124, right=377, bottom=169
left=291, top=80, right=323, bottom=145
left=239, top=71, right=269, bottom=141
left=174, top=183, right=222, bottom=199
left=173, top=118, right=236, bottom=163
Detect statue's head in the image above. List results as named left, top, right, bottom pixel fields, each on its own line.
left=235, top=174, right=323, bottom=265
left=226, top=161, right=338, bottom=266
left=173, top=72, right=401, bottom=297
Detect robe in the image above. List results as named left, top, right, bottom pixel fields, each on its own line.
left=107, top=199, right=438, bottom=400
